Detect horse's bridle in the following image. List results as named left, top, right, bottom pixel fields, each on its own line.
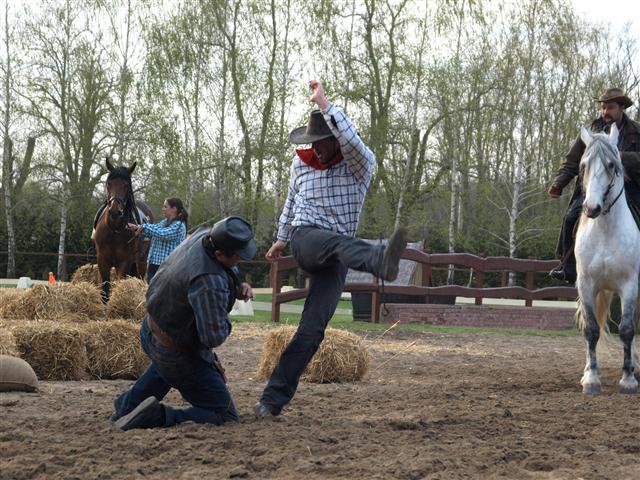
left=583, top=140, right=624, bottom=216
left=106, top=194, right=131, bottom=234
left=599, top=153, right=624, bottom=216
left=107, top=195, right=126, bottom=210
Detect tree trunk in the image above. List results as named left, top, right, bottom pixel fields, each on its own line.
left=2, top=137, right=15, bottom=277
left=447, top=160, right=459, bottom=285
left=57, top=186, right=70, bottom=280
left=273, top=0, right=291, bottom=230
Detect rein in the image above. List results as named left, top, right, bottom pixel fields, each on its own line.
left=602, top=184, right=624, bottom=215
left=585, top=141, right=624, bottom=216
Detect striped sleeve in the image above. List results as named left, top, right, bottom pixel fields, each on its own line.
left=276, top=161, right=298, bottom=242
left=187, top=274, right=232, bottom=349
left=322, top=104, right=376, bottom=184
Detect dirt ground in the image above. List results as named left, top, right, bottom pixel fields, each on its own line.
left=2, top=324, right=640, bottom=480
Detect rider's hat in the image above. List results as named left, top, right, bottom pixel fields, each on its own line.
left=595, top=87, right=633, bottom=109
left=288, top=110, right=335, bottom=144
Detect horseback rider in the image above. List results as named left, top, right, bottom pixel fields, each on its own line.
left=549, top=87, right=640, bottom=283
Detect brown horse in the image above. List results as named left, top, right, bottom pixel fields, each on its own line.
left=93, top=158, right=153, bottom=301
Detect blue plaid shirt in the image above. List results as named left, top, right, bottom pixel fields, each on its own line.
left=140, top=220, right=187, bottom=266
left=277, top=104, right=376, bottom=241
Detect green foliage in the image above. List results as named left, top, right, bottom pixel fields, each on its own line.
left=2, top=0, right=640, bottom=283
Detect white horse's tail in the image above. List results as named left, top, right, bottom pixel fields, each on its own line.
left=576, top=291, right=640, bottom=374
left=574, top=291, right=613, bottom=333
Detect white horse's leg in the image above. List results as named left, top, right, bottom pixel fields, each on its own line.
left=579, top=290, right=602, bottom=395
left=632, top=340, right=640, bottom=381
left=618, top=284, right=639, bottom=393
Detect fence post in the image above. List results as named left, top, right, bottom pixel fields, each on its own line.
left=475, top=253, right=485, bottom=306
left=525, top=256, right=535, bottom=307
left=270, top=260, right=281, bottom=322
left=421, top=252, right=431, bottom=303
left=371, top=277, right=380, bottom=323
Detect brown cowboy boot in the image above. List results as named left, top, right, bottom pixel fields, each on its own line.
left=381, top=227, right=408, bottom=282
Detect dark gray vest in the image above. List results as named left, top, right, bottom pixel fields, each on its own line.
left=146, top=228, right=237, bottom=350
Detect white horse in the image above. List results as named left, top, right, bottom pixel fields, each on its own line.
left=575, top=124, right=640, bottom=395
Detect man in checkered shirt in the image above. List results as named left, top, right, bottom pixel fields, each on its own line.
left=255, top=80, right=408, bottom=418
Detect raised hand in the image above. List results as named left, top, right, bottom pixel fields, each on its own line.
left=309, top=79, right=329, bottom=110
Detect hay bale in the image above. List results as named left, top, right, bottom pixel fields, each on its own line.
left=5, top=282, right=105, bottom=321
left=71, top=264, right=117, bottom=286
left=82, top=320, right=148, bottom=379
left=0, top=288, right=27, bottom=319
left=0, top=320, right=22, bottom=355
left=106, top=277, right=147, bottom=322
left=256, top=326, right=370, bottom=383
left=13, top=321, right=87, bottom=380
left=0, top=325, right=18, bottom=356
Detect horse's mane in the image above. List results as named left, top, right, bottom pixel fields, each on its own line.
left=583, top=134, right=621, bottom=173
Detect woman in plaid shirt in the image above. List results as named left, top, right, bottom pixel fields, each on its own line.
left=128, top=197, right=188, bottom=282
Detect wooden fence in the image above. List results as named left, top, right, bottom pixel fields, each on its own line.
left=269, top=250, right=577, bottom=323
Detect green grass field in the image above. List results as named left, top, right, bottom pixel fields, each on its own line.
left=231, top=309, right=579, bottom=337
left=253, top=293, right=352, bottom=310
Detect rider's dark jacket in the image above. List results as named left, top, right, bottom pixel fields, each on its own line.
left=551, top=113, right=640, bottom=256
left=551, top=113, right=640, bottom=204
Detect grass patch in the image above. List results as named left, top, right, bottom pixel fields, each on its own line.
left=231, top=309, right=579, bottom=337
left=253, top=293, right=352, bottom=310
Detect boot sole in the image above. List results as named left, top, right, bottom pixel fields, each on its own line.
left=382, top=227, right=408, bottom=282
left=114, top=396, right=159, bottom=431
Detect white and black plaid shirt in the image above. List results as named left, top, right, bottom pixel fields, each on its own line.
left=277, top=104, right=376, bottom=241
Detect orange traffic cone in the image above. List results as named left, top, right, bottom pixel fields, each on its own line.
left=48, top=272, right=55, bottom=285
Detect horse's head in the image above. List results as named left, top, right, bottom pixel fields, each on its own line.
left=580, top=125, right=622, bottom=218
left=106, top=158, right=136, bottom=221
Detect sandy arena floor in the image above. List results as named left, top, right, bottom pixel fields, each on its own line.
left=2, top=324, right=640, bottom=480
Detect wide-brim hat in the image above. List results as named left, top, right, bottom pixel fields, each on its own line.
left=595, top=87, right=633, bottom=109
left=209, top=216, right=257, bottom=260
left=289, top=110, right=335, bottom=144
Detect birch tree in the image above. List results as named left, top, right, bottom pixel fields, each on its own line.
left=0, top=0, right=36, bottom=277
left=25, top=0, right=112, bottom=277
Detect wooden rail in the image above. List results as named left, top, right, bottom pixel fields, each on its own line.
left=269, top=250, right=577, bottom=323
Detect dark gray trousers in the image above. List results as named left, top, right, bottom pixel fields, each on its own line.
left=260, top=227, right=384, bottom=413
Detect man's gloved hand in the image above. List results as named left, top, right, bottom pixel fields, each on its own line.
left=236, top=282, right=254, bottom=301
left=548, top=184, right=562, bottom=198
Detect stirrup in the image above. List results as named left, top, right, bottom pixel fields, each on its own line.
left=549, top=267, right=565, bottom=281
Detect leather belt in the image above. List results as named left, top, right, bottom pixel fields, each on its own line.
left=147, top=315, right=227, bottom=382
left=148, top=315, right=185, bottom=352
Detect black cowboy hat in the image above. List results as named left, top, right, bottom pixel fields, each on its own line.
left=288, top=110, right=335, bottom=144
left=595, top=87, right=633, bottom=109
left=209, top=216, right=257, bottom=260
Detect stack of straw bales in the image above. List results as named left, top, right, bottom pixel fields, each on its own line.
left=0, top=320, right=19, bottom=356
left=0, top=277, right=150, bottom=381
left=83, top=320, right=149, bottom=379
left=71, top=263, right=117, bottom=286
left=12, top=321, right=88, bottom=380
left=256, top=326, right=370, bottom=383
left=0, top=288, right=27, bottom=320
left=106, top=277, right=147, bottom=322
left=0, top=282, right=105, bottom=322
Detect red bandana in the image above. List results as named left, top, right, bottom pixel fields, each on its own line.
left=296, top=148, right=344, bottom=170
